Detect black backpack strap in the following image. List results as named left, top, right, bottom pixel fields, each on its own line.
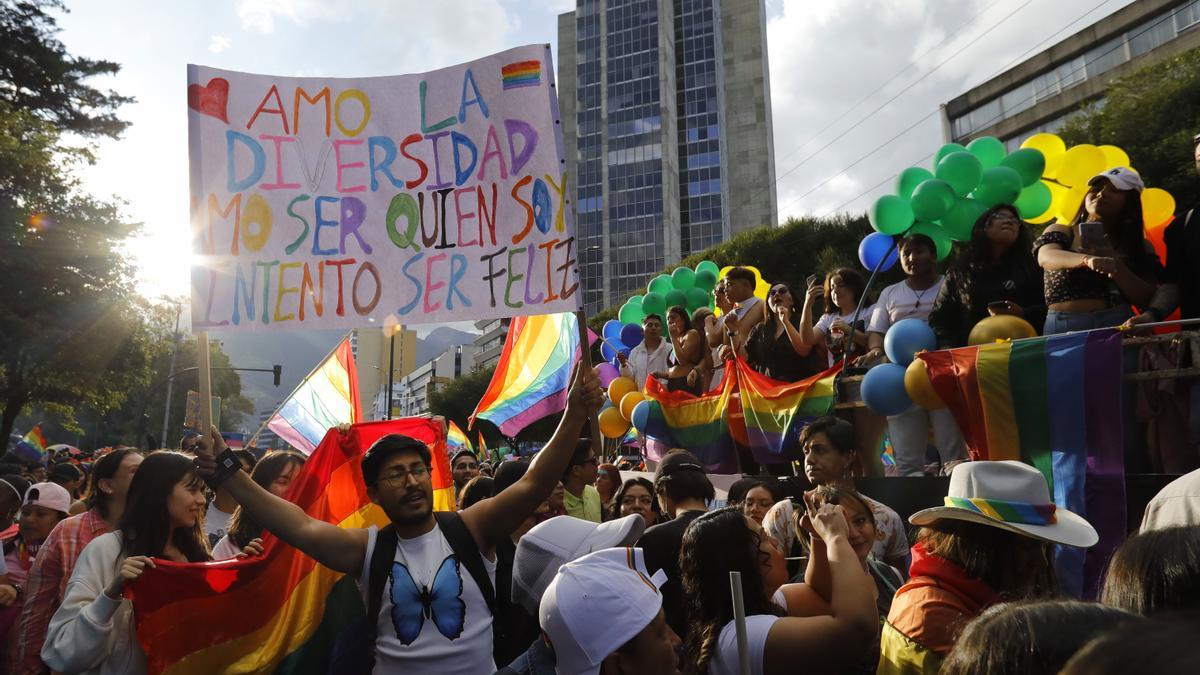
left=365, top=524, right=398, bottom=644
left=434, top=511, right=496, bottom=615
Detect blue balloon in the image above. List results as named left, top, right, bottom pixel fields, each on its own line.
left=601, top=342, right=617, bottom=362
left=633, top=400, right=675, bottom=442
left=603, top=319, right=624, bottom=341
left=630, top=400, right=652, bottom=434
left=858, top=232, right=899, bottom=272
left=620, top=323, right=644, bottom=347
left=861, top=364, right=913, bottom=416
left=883, top=318, right=937, bottom=366
left=619, top=346, right=632, bottom=358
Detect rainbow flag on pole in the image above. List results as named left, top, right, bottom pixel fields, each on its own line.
left=919, top=329, right=1125, bottom=598
left=734, top=359, right=840, bottom=463
left=127, top=418, right=453, bottom=674
left=267, top=336, right=361, bottom=455
left=471, top=313, right=581, bottom=436
left=446, top=421, right=472, bottom=453
left=14, top=424, right=48, bottom=465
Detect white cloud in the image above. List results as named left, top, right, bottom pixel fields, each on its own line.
left=208, top=35, right=232, bottom=53
left=236, top=0, right=339, bottom=33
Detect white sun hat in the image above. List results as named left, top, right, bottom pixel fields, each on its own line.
left=909, top=460, right=1098, bottom=548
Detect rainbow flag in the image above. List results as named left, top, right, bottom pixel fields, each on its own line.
left=267, top=337, right=361, bottom=455
left=734, top=358, right=840, bottom=463
left=919, top=330, right=1125, bottom=598
left=477, top=431, right=490, bottom=463
left=127, top=418, right=454, bottom=674
left=643, top=368, right=737, bottom=473
left=471, top=313, right=580, bottom=436
left=501, top=60, right=541, bottom=89
left=14, top=424, right=47, bottom=465
left=446, top=421, right=472, bottom=453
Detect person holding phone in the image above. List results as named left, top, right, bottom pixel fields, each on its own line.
left=927, top=204, right=1045, bottom=348
left=1034, top=167, right=1160, bottom=334
left=735, top=281, right=827, bottom=383
left=801, top=268, right=874, bottom=366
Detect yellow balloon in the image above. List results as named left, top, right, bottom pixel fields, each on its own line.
left=968, top=315, right=1038, bottom=346
left=904, top=358, right=946, bottom=410
left=1020, top=133, right=1066, bottom=179
left=1028, top=180, right=1064, bottom=225
left=619, top=391, right=645, bottom=421
left=599, top=406, right=631, bottom=439
left=1056, top=144, right=1107, bottom=188
left=1056, top=183, right=1089, bottom=223
left=608, top=376, right=638, bottom=402
left=1099, top=145, right=1130, bottom=170
left=1142, top=187, right=1176, bottom=230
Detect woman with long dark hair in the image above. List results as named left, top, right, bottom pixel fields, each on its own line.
left=212, top=450, right=305, bottom=560
left=610, top=477, right=661, bottom=528
left=741, top=282, right=827, bottom=383
left=42, top=452, right=214, bottom=673
left=1035, top=167, right=1159, bottom=333
left=653, top=305, right=707, bottom=395
left=929, top=204, right=1045, bottom=347
left=679, top=505, right=876, bottom=675
left=801, top=268, right=873, bottom=365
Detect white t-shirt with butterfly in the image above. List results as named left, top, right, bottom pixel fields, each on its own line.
left=360, top=523, right=497, bottom=674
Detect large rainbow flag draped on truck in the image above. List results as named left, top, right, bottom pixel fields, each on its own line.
left=126, top=418, right=452, bottom=673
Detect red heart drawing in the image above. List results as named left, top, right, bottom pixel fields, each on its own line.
left=187, top=78, right=230, bottom=123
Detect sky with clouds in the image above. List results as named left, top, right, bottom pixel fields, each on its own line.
left=54, top=0, right=1134, bottom=301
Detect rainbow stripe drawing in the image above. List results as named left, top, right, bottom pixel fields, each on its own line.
left=501, top=60, right=541, bottom=89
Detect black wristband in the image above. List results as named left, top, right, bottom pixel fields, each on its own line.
left=204, top=449, right=244, bottom=490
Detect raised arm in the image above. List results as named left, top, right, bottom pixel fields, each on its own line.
left=461, top=365, right=604, bottom=548
left=194, top=428, right=368, bottom=576
left=1036, top=224, right=1089, bottom=271
left=798, top=285, right=823, bottom=349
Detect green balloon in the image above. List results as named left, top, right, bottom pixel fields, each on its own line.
left=870, top=194, right=915, bottom=235
left=910, top=222, right=952, bottom=261
left=671, top=267, right=696, bottom=290
left=935, top=151, right=983, bottom=197
left=1000, top=148, right=1046, bottom=187
left=910, top=179, right=956, bottom=222
left=939, top=198, right=988, bottom=241
left=664, top=289, right=687, bottom=309
left=966, top=136, right=1006, bottom=169
left=694, top=269, right=717, bottom=291
left=1014, top=181, right=1052, bottom=220
left=695, top=260, right=720, bottom=277
left=641, top=292, right=667, bottom=318
left=618, top=299, right=644, bottom=325
left=648, top=274, right=673, bottom=295
left=896, top=167, right=935, bottom=201
left=934, top=142, right=967, bottom=168
left=685, top=287, right=710, bottom=311
left=972, top=166, right=1024, bottom=208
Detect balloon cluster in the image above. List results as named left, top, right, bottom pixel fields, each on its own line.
left=860, top=319, right=936, bottom=416
left=618, top=260, right=723, bottom=326
left=594, top=376, right=646, bottom=439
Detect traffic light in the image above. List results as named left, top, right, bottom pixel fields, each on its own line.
left=273, top=365, right=282, bottom=387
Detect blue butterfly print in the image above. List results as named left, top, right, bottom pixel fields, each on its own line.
left=388, top=554, right=467, bottom=645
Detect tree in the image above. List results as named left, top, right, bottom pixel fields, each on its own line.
left=0, top=1, right=147, bottom=444
left=1060, top=47, right=1200, bottom=213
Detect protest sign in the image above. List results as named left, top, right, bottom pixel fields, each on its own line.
left=188, top=44, right=579, bottom=331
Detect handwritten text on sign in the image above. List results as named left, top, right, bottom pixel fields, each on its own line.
left=188, top=46, right=579, bottom=331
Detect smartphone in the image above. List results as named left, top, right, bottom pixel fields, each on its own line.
left=987, top=300, right=1009, bottom=311
left=1079, top=221, right=1106, bottom=250
left=806, top=274, right=819, bottom=289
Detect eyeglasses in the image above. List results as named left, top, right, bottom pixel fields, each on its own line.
left=768, top=287, right=790, bottom=297
left=377, top=465, right=430, bottom=485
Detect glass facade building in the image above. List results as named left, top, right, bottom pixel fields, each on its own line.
left=560, top=0, right=776, bottom=315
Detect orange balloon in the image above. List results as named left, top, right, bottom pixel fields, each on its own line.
left=968, top=315, right=1038, bottom=346
left=904, top=359, right=946, bottom=410
left=619, top=391, right=645, bottom=421
left=599, top=407, right=631, bottom=439
left=608, top=376, right=638, bottom=403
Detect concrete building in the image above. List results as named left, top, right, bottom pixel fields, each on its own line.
left=558, top=0, right=777, bottom=315
left=943, top=0, right=1200, bottom=149
left=251, top=409, right=281, bottom=451
left=352, top=327, right=418, bottom=413
left=473, top=318, right=509, bottom=371
left=374, top=344, right=479, bottom=419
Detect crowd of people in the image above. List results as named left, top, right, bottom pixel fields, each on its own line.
left=0, top=136, right=1198, bottom=675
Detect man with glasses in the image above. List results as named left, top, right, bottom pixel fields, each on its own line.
left=560, top=440, right=602, bottom=522
left=193, top=366, right=605, bottom=674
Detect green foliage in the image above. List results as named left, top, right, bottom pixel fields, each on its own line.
left=1060, top=46, right=1200, bottom=213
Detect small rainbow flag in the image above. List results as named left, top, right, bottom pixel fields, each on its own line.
left=643, top=368, right=737, bottom=473
left=15, top=424, right=47, bottom=465
left=919, top=330, right=1125, bottom=598
left=471, top=313, right=581, bottom=436
left=502, top=60, right=541, bottom=89
left=734, top=359, right=840, bottom=464
left=127, top=418, right=454, bottom=674
left=267, top=337, right=361, bottom=455
left=477, top=431, right=489, bottom=463
left=447, top=421, right=472, bottom=453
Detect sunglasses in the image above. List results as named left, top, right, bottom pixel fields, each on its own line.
left=768, top=286, right=790, bottom=297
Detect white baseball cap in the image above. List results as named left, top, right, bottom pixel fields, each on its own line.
left=512, top=514, right=645, bottom=615
left=1089, top=166, right=1144, bottom=193
left=23, top=481, right=72, bottom=515
left=539, top=547, right=667, bottom=675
